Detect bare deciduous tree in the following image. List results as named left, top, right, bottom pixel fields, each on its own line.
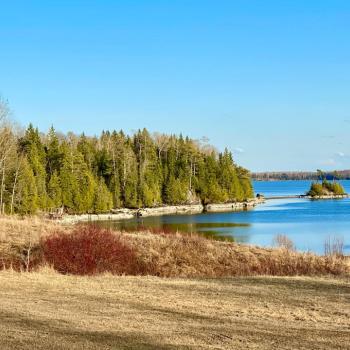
left=0, top=97, right=15, bottom=214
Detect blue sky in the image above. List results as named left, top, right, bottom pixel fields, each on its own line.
left=1, top=0, right=350, bottom=171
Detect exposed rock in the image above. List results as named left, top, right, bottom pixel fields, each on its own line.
left=59, top=198, right=265, bottom=224
left=204, top=198, right=265, bottom=213
left=137, top=204, right=203, bottom=217
left=306, top=194, right=349, bottom=200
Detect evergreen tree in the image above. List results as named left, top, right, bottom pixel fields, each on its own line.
left=19, top=124, right=48, bottom=209
left=47, top=171, right=62, bottom=208
left=94, top=178, right=113, bottom=213
left=16, top=159, right=38, bottom=214
left=46, top=126, right=62, bottom=178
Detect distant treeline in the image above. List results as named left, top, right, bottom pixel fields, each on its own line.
left=0, top=115, right=253, bottom=214
left=252, top=170, right=350, bottom=181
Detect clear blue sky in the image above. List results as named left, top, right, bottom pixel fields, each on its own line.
left=1, top=0, right=349, bottom=172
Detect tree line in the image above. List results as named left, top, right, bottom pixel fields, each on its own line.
left=253, top=170, right=350, bottom=181
left=0, top=103, right=253, bottom=215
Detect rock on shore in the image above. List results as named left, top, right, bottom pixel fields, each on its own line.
left=307, top=194, right=349, bottom=199
left=205, top=198, right=265, bottom=213
left=59, top=198, right=265, bottom=224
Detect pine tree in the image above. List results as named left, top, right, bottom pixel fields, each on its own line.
left=46, top=126, right=62, bottom=178
left=19, top=124, right=48, bottom=210
left=47, top=171, right=62, bottom=208
left=94, top=178, right=113, bottom=213
left=16, top=159, right=38, bottom=214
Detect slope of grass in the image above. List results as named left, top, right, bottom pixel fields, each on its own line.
left=0, top=271, right=349, bottom=350
left=0, top=216, right=349, bottom=277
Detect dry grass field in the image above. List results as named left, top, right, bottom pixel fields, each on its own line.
left=0, top=270, right=349, bottom=350
left=0, top=216, right=349, bottom=349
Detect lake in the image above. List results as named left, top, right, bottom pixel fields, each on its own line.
left=99, top=180, right=350, bottom=254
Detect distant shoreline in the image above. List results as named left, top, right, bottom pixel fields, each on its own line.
left=252, top=171, right=350, bottom=181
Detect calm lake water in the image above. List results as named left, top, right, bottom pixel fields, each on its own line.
left=99, top=180, right=350, bottom=254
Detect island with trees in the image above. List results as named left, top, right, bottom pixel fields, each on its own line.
left=307, top=179, right=347, bottom=199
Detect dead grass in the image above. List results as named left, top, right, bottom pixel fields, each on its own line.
left=0, top=270, right=349, bottom=349
left=0, top=217, right=349, bottom=277
left=0, top=215, right=63, bottom=270
left=0, top=217, right=349, bottom=349
left=121, top=230, right=350, bottom=277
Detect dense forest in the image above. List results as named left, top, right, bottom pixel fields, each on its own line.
left=253, top=170, right=350, bottom=181
left=0, top=103, right=253, bottom=215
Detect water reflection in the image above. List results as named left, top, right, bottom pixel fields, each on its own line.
left=96, top=180, right=350, bottom=254
left=98, top=219, right=251, bottom=242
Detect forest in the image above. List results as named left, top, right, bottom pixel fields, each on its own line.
left=0, top=103, right=253, bottom=215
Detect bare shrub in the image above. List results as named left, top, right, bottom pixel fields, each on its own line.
left=273, top=234, right=295, bottom=251
left=0, top=242, right=43, bottom=272
left=324, top=236, right=344, bottom=258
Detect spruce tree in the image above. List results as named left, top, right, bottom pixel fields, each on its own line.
left=47, top=171, right=62, bottom=208
left=16, top=159, right=38, bottom=214
left=94, top=178, right=113, bottom=213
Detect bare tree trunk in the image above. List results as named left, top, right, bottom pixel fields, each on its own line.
left=189, top=159, right=193, bottom=191
left=0, top=162, right=5, bottom=215
left=10, top=159, right=21, bottom=214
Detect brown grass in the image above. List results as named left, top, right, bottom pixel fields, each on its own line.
left=124, top=231, right=349, bottom=277
left=0, top=217, right=350, bottom=349
left=0, top=271, right=349, bottom=349
left=0, top=216, right=349, bottom=277
left=0, top=215, right=63, bottom=270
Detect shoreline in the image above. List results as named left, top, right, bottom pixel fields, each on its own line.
left=307, top=194, right=349, bottom=199
left=59, top=197, right=266, bottom=224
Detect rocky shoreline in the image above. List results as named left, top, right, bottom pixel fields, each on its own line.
left=59, top=197, right=265, bottom=224
left=307, top=194, right=349, bottom=200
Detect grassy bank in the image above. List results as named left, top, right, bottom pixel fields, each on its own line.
left=0, top=216, right=349, bottom=277
left=0, top=271, right=349, bottom=349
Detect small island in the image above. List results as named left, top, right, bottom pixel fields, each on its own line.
left=307, top=179, right=347, bottom=199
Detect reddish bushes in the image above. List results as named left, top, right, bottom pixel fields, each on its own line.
left=41, top=225, right=139, bottom=275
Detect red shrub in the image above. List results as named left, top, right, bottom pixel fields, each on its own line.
left=41, top=225, right=140, bottom=275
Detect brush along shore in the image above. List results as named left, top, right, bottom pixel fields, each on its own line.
left=0, top=215, right=349, bottom=278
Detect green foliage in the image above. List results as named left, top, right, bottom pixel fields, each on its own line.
left=47, top=171, right=62, bottom=208
left=307, top=179, right=346, bottom=197
left=165, top=175, right=188, bottom=205
left=16, top=159, right=38, bottom=214
left=94, top=178, right=113, bottom=213
left=331, top=182, right=346, bottom=195
left=8, top=124, right=254, bottom=214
